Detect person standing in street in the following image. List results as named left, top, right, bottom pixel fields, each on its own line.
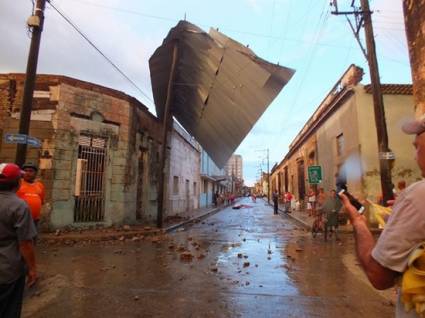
left=0, top=163, right=38, bottom=318
left=340, top=117, right=425, bottom=318
left=272, top=190, right=279, bottom=215
left=17, top=163, right=45, bottom=228
left=322, top=190, right=342, bottom=242
left=284, top=191, right=293, bottom=213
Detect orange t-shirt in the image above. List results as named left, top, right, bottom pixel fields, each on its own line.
left=17, top=180, right=45, bottom=221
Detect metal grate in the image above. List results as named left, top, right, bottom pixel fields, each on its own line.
left=74, top=135, right=107, bottom=223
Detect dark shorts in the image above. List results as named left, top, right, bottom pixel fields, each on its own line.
left=0, top=275, right=26, bottom=318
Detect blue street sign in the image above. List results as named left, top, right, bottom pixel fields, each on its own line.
left=4, top=134, right=41, bottom=148
left=4, top=133, right=27, bottom=144
left=27, top=136, right=42, bottom=148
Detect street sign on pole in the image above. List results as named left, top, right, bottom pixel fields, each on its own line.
left=308, top=166, right=322, bottom=184
left=5, top=133, right=28, bottom=145
left=27, top=136, right=42, bottom=148
left=4, top=133, right=41, bottom=148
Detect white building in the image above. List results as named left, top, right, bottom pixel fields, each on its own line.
left=166, top=123, right=201, bottom=216
left=225, top=154, right=243, bottom=180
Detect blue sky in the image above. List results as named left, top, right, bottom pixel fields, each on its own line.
left=0, top=0, right=410, bottom=185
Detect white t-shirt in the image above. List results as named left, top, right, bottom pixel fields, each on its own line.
left=372, top=180, right=425, bottom=318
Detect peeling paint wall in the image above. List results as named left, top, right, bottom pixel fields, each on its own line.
left=403, top=0, right=425, bottom=116
left=167, top=126, right=201, bottom=216
left=0, top=74, right=162, bottom=229
left=355, top=85, right=421, bottom=200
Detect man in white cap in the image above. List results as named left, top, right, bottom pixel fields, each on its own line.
left=0, top=163, right=37, bottom=317
left=340, top=116, right=425, bottom=317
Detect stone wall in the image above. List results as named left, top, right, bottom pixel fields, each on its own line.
left=403, top=0, right=425, bottom=116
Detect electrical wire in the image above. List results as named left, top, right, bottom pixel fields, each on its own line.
left=46, top=0, right=154, bottom=105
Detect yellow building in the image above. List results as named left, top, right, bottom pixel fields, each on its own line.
left=271, top=64, right=421, bottom=205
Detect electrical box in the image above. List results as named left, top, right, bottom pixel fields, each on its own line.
left=27, top=15, right=40, bottom=27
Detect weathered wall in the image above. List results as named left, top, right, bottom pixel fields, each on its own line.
left=316, top=93, right=361, bottom=196
left=403, top=0, right=425, bottom=116
left=0, top=74, right=162, bottom=228
left=355, top=86, right=421, bottom=200
left=167, top=128, right=201, bottom=216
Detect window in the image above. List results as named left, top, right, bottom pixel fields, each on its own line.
left=336, top=134, right=345, bottom=156
left=173, top=176, right=179, bottom=195
left=203, top=180, right=208, bottom=193
left=193, top=182, right=197, bottom=196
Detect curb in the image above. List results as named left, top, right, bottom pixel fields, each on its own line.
left=165, top=200, right=239, bottom=233
left=164, top=207, right=219, bottom=233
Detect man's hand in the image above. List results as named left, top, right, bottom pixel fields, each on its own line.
left=338, top=193, right=366, bottom=225
left=19, top=240, right=37, bottom=287
left=27, top=269, right=37, bottom=287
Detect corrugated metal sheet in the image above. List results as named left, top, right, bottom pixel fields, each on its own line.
left=149, top=21, right=295, bottom=168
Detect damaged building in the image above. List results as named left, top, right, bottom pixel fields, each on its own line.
left=0, top=74, right=201, bottom=229
left=271, top=64, right=421, bottom=205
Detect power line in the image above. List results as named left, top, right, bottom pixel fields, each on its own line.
left=47, top=0, right=154, bottom=105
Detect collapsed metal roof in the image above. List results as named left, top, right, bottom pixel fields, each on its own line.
left=149, top=21, right=295, bottom=168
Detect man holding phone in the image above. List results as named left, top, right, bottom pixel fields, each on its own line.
left=340, top=116, right=425, bottom=317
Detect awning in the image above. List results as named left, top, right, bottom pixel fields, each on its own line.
left=149, top=21, right=295, bottom=168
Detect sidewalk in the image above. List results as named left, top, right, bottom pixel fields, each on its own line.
left=274, top=202, right=381, bottom=234
left=39, top=203, right=230, bottom=244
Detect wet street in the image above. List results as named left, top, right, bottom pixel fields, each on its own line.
left=24, top=198, right=394, bottom=318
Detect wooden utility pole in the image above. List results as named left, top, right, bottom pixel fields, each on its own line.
left=360, top=0, right=394, bottom=205
left=332, top=0, right=394, bottom=205
left=156, top=41, right=179, bottom=228
left=15, top=0, right=47, bottom=167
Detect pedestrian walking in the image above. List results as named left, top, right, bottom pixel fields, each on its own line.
left=16, top=162, right=45, bottom=228
left=284, top=191, right=293, bottom=213
left=0, top=163, right=37, bottom=318
left=322, top=190, right=342, bottom=241
left=340, top=117, right=425, bottom=318
left=307, top=187, right=316, bottom=217
left=272, top=190, right=279, bottom=215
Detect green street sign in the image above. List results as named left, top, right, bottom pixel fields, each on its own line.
left=308, top=166, right=322, bottom=184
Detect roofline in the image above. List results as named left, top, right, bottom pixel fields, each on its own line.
left=0, top=73, right=155, bottom=116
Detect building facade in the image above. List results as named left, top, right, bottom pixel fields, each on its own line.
left=403, top=0, right=425, bottom=116
left=225, top=154, right=243, bottom=180
left=0, top=74, right=202, bottom=229
left=270, top=65, right=421, bottom=208
left=199, top=149, right=228, bottom=208
left=166, top=123, right=201, bottom=216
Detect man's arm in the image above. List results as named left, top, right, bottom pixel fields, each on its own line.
left=19, top=240, right=37, bottom=287
left=340, top=194, right=398, bottom=290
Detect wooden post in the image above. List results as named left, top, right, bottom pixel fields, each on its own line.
left=157, top=41, right=179, bottom=228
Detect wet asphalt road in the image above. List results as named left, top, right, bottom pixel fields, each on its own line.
left=24, top=198, right=394, bottom=318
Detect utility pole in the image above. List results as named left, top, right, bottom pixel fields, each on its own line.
left=157, top=41, right=179, bottom=228
left=331, top=0, right=394, bottom=205
left=15, top=0, right=47, bottom=167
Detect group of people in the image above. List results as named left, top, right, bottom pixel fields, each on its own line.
left=213, top=191, right=236, bottom=207
left=0, top=162, right=44, bottom=317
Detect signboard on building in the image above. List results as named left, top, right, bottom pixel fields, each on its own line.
left=308, top=165, right=322, bottom=184
left=4, top=133, right=41, bottom=148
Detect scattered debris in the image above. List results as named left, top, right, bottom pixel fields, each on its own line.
left=210, top=266, right=218, bottom=272
left=180, top=251, right=194, bottom=262
left=237, top=253, right=243, bottom=258
left=243, top=262, right=250, bottom=268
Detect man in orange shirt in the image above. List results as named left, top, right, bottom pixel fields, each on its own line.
left=17, top=163, right=45, bottom=227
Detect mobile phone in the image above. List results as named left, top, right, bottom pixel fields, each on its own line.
left=338, top=189, right=365, bottom=214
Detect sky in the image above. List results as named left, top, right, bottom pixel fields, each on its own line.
left=0, top=0, right=411, bottom=186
